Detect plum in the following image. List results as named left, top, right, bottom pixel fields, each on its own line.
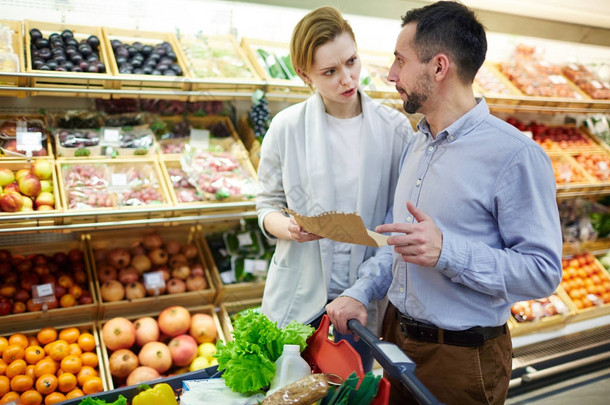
left=60, top=29, right=74, bottom=41
left=34, top=37, right=49, bottom=49
left=87, top=35, right=100, bottom=48
left=29, top=28, right=42, bottom=41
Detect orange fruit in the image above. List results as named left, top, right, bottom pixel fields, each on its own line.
left=8, top=334, right=28, bottom=350
left=0, top=375, right=8, bottom=397
left=0, top=338, right=7, bottom=357
left=27, top=336, right=39, bottom=347
left=76, top=366, right=97, bottom=387
left=0, top=359, right=7, bottom=375
left=24, top=346, right=45, bottom=365
left=44, top=392, right=67, bottom=405
left=57, top=372, right=76, bottom=393
left=35, top=373, right=58, bottom=395
left=58, top=328, right=80, bottom=345
left=25, top=365, right=36, bottom=381
left=6, top=359, right=27, bottom=379
left=20, top=389, right=43, bottom=405
left=77, top=333, right=96, bottom=352
left=80, top=352, right=98, bottom=369
left=34, top=358, right=57, bottom=378
left=47, top=341, right=69, bottom=362
left=1, top=391, right=20, bottom=403
left=67, top=343, right=82, bottom=357
left=2, top=345, right=24, bottom=363
left=36, top=328, right=57, bottom=346
left=81, top=375, right=103, bottom=395
left=65, top=387, right=84, bottom=399
left=60, top=355, right=82, bottom=375
left=10, top=374, right=33, bottom=392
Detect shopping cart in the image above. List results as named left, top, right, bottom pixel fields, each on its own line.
left=302, top=314, right=441, bottom=405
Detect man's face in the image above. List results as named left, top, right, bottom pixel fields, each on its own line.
left=388, top=23, right=433, bottom=115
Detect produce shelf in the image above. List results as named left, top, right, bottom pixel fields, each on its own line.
left=0, top=19, right=27, bottom=98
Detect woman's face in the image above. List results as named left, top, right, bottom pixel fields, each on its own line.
left=305, top=31, right=361, bottom=107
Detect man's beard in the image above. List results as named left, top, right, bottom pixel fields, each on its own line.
left=400, top=72, right=432, bottom=114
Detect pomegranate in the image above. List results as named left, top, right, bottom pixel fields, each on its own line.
left=166, top=278, right=186, bottom=294
left=134, top=316, right=160, bottom=347
left=189, top=313, right=217, bottom=344
left=102, top=317, right=136, bottom=351
left=126, top=366, right=160, bottom=386
left=100, top=280, right=125, bottom=302
left=125, top=282, right=146, bottom=300
left=118, top=266, right=139, bottom=285
left=168, top=334, right=198, bottom=367
left=109, top=349, right=139, bottom=378
left=138, top=341, right=172, bottom=373
left=186, top=275, right=207, bottom=291
left=143, top=233, right=163, bottom=251
left=158, top=305, right=191, bottom=337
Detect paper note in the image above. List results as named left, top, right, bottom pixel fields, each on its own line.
left=283, top=208, right=388, bottom=247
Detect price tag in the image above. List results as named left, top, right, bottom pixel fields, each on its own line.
left=143, top=271, right=165, bottom=290
left=237, top=232, right=253, bottom=247
left=520, top=130, right=533, bottom=139
left=32, top=283, right=55, bottom=304
left=190, top=128, right=210, bottom=150
left=244, top=259, right=268, bottom=275
left=220, top=270, right=236, bottom=284
left=548, top=75, right=567, bottom=85
left=17, top=131, right=43, bottom=153
left=102, top=127, right=121, bottom=147
left=111, top=173, right=128, bottom=186
left=591, top=80, right=603, bottom=89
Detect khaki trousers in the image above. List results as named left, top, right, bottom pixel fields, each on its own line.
left=381, top=304, right=513, bottom=405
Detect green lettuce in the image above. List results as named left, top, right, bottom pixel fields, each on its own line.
left=215, top=310, right=314, bottom=393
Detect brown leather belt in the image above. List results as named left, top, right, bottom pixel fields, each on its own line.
left=397, top=312, right=507, bottom=347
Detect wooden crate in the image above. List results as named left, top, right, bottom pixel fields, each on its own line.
left=0, top=20, right=27, bottom=97
left=0, top=321, right=110, bottom=392
left=97, top=304, right=224, bottom=390
left=218, top=298, right=263, bottom=342
left=24, top=20, right=115, bottom=97
left=56, top=158, right=171, bottom=224
left=551, top=154, right=603, bottom=197
left=0, top=235, right=98, bottom=332
left=102, top=27, right=190, bottom=98
left=0, top=159, right=63, bottom=229
left=88, top=226, right=217, bottom=320
left=0, top=114, right=54, bottom=160
left=474, top=62, right=523, bottom=102
left=508, top=287, right=577, bottom=337
left=565, top=255, right=610, bottom=323
left=178, top=33, right=264, bottom=98
left=236, top=115, right=261, bottom=170
left=240, top=37, right=311, bottom=97
left=198, top=222, right=266, bottom=306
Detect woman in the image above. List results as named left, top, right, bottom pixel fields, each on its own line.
left=256, top=6, right=413, bottom=371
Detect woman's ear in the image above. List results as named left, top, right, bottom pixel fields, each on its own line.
left=296, top=68, right=311, bottom=85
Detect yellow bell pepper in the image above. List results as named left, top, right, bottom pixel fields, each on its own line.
left=132, top=383, right=177, bottom=405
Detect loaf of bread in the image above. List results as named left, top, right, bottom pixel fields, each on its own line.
left=262, top=373, right=329, bottom=405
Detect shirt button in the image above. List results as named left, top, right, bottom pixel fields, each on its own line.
left=428, top=146, right=434, bottom=152
left=406, top=217, right=413, bottom=223
left=399, top=288, right=404, bottom=293
left=416, top=179, right=421, bottom=186
left=448, top=135, right=454, bottom=141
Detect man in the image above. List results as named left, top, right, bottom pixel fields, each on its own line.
left=326, top=1, right=562, bottom=404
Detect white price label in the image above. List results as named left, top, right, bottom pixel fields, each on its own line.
left=599, top=161, right=608, bottom=171
left=111, top=173, right=128, bottom=186
left=220, top=270, right=236, bottom=284
left=143, top=271, right=165, bottom=289
left=190, top=128, right=210, bottom=150
left=520, top=130, right=533, bottom=139
left=237, top=232, right=253, bottom=247
left=548, top=75, right=567, bottom=85
left=103, top=128, right=121, bottom=146
left=16, top=131, right=43, bottom=152
left=36, top=283, right=54, bottom=297
left=591, top=80, right=603, bottom=89
left=244, top=259, right=268, bottom=275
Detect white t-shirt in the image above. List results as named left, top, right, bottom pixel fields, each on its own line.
left=326, top=112, right=363, bottom=298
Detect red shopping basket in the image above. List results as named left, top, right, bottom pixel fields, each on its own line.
left=302, top=314, right=390, bottom=405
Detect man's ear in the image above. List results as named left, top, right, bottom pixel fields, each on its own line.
left=433, top=54, right=450, bottom=81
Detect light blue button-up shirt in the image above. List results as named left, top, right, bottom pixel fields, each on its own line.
left=345, top=98, right=562, bottom=331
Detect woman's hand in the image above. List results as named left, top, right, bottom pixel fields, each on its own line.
left=288, top=216, right=322, bottom=242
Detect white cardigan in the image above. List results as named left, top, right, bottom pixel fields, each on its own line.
left=256, top=90, right=413, bottom=333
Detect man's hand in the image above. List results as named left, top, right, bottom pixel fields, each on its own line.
left=376, top=201, right=442, bottom=267
left=288, top=216, right=322, bottom=243
left=326, top=296, right=367, bottom=335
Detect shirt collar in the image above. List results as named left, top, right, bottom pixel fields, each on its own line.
left=416, top=98, right=489, bottom=143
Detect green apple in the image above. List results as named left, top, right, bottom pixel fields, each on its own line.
left=0, top=168, right=14, bottom=187
left=189, top=356, right=210, bottom=372
left=197, top=342, right=217, bottom=360
left=31, top=160, right=53, bottom=180
left=40, top=180, right=53, bottom=193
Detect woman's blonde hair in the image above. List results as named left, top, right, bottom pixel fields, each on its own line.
left=290, top=6, right=356, bottom=85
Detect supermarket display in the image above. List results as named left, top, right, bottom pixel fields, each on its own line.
left=0, top=4, right=609, bottom=404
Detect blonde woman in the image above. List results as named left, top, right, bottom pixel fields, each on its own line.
left=256, top=6, right=413, bottom=371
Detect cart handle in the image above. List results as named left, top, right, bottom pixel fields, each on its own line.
left=347, top=318, right=443, bottom=405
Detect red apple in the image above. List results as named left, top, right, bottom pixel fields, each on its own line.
left=18, top=173, right=41, bottom=197
left=0, top=191, right=24, bottom=212
left=31, top=160, right=53, bottom=180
